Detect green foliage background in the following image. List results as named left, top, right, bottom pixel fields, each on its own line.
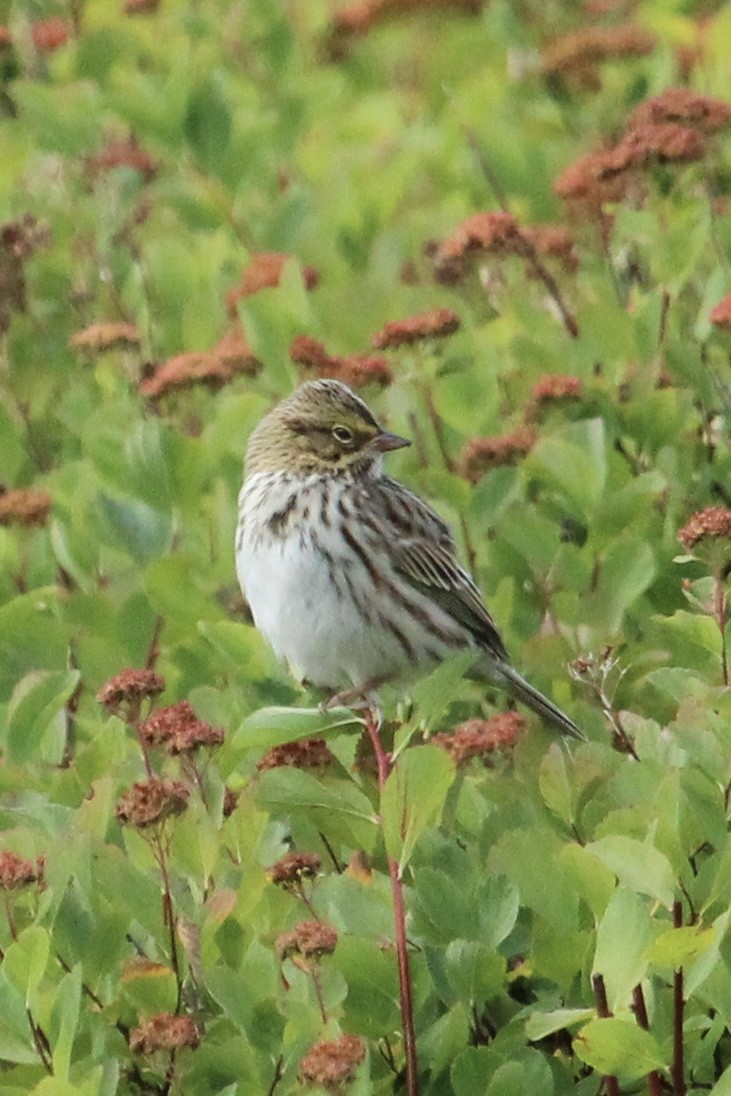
left=2, top=0, right=731, bottom=1093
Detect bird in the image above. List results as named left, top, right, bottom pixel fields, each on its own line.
left=236, top=378, right=582, bottom=739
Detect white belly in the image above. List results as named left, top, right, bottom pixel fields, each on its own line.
left=236, top=473, right=451, bottom=690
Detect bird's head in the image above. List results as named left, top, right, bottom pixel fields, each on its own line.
left=245, top=379, right=410, bottom=477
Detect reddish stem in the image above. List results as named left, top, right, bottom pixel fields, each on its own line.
left=364, top=710, right=419, bottom=1096
left=592, top=974, right=620, bottom=1096
left=672, top=901, right=685, bottom=1096
left=153, top=834, right=183, bottom=1011
left=631, top=985, right=663, bottom=1096
left=714, top=578, right=728, bottom=686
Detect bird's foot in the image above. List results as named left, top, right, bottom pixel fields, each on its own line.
left=320, top=681, right=385, bottom=726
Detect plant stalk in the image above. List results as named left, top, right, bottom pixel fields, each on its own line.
left=364, top=709, right=419, bottom=1096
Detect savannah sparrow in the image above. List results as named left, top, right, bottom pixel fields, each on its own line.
left=236, top=379, right=581, bottom=738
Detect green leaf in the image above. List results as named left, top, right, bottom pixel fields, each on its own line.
left=538, top=742, right=575, bottom=824
left=254, top=767, right=377, bottom=849
left=3, top=927, right=50, bottom=1008
left=586, top=836, right=675, bottom=908
left=50, top=966, right=82, bottom=1082
left=710, top=1063, right=731, bottom=1096
left=98, top=492, right=172, bottom=563
left=184, top=74, right=232, bottom=173
left=235, top=705, right=360, bottom=751
left=6, top=670, right=80, bottom=764
left=382, top=745, right=455, bottom=868
left=525, top=1008, right=595, bottom=1041
left=646, top=925, right=716, bottom=969
left=685, top=909, right=731, bottom=997
left=526, top=419, right=607, bottom=519
left=444, top=940, right=505, bottom=1002
left=408, top=651, right=478, bottom=731
left=592, top=888, right=653, bottom=1011
left=573, top=1017, right=666, bottom=1083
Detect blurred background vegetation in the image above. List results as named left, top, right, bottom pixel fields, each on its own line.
left=2, top=0, right=731, bottom=1092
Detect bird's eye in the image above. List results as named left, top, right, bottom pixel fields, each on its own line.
left=332, top=425, right=355, bottom=445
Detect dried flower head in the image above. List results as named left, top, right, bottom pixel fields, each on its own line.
left=140, top=701, right=224, bottom=755
left=85, top=138, right=157, bottom=182
left=291, top=336, right=392, bottom=389
left=0, top=487, right=52, bottom=528
left=628, top=87, right=731, bottom=135
left=540, top=24, right=655, bottom=88
left=299, top=1034, right=366, bottom=1089
left=555, top=123, right=705, bottom=212
left=327, top=352, right=393, bottom=389
left=70, top=322, right=140, bottom=353
left=458, top=427, right=536, bottom=482
left=290, top=335, right=333, bottom=371
left=129, top=1013, right=200, bottom=1054
left=678, top=507, right=731, bottom=553
left=116, top=778, right=189, bottom=829
left=138, top=352, right=232, bottom=400
left=526, top=374, right=584, bottom=421
left=521, top=224, right=578, bottom=274
left=710, top=295, right=731, bottom=331
left=532, top=373, right=583, bottom=402
left=31, top=18, right=69, bottom=53
left=211, top=324, right=261, bottom=376
left=269, top=852, right=321, bottom=887
left=277, top=919, right=339, bottom=961
left=1, top=215, right=51, bottom=260
left=433, top=211, right=522, bottom=283
left=257, top=736, right=335, bottom=772
left=329, top=0, right=481, bottom=42
left=0, top=26, right=11, bottom=48
left=125, top=0, right=160, bottom=12
left=97, top=669, right=165, bottom=719
left=222, top=786, right=239, bottom=818
left=431, top=712, right=524, bottom=764
left=226, top=252, right=319, bottom=315
left=0, top=851, right=44, bottom=890
left=371, top=308, right=460, bottom=349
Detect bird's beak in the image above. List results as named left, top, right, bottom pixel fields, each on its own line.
left=372, top=431, right=411, bottom=453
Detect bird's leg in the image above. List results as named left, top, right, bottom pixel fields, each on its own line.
left=320, top=679, right=386, bottom=715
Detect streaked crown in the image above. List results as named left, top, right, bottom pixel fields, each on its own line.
left=245, top=379, right=409, bottom=477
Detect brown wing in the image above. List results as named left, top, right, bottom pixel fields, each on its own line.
left=368, top=477, right=509, bottom=662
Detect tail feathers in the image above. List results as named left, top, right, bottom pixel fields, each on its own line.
left=498, top=663, right=584, bottom=740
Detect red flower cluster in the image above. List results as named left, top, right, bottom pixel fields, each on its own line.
left=371, top=308, right=460, bottom=349
left=257, top=736, right=335, bottom=772
left=554, top=87, right=730, bottom=214
left=70, top=322, right=140, bottom=353
left=268, top=852, right=321, bottom=887
left=433, top=212, right=577, bottom=284
left=226, top=252, right=319, bottom=316
left=129, top=1013, right=200, bottom=1054
left=0, top=851, right=44, bottom=891
left=540, top=23, right=655, bottom=89
left=299, top=1034, right=366, bottom=1089
left=116, top=778, right=190, bottom=829
left=459, top=427, right=537, bottom=483
left=140, top=701, right=224, bottom=755
left=0, top=488, right=52, bottom=528
left=290, top=335, right=392, bottom=389
left=431, top=712, right=525, bottom=764
left=276, top=919, right=339, bottom=960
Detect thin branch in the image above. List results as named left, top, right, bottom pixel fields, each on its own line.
left=267, top=1056, right=285, bottom=1096
left=364, top=708, right=419, bottom=1096
left=631, top=985, right=663, bottom=1096
left=673, top=901, right=686, bottom=1096
left=145, top=614, right=164, bottom=670
left=464, top=128, right=579, bottom=339
left=592, top=974, right=620, bottom=1096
